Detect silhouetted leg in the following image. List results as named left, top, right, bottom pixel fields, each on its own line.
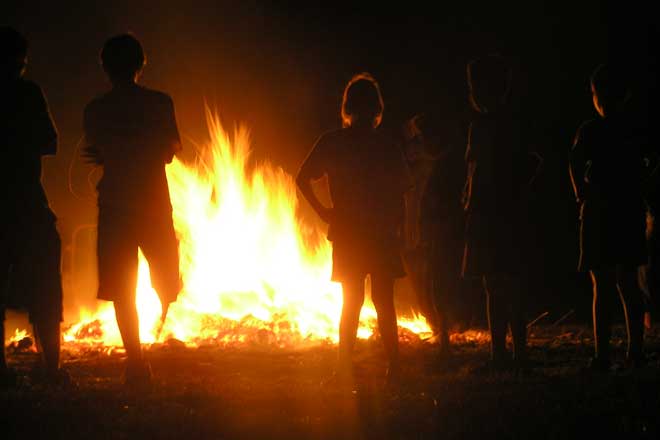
left=100, top=225, right=146, bottom=379
left=30, top=223, right=64, bottom=380
left=0, top=305, right=15, bottom=388
left=0, top=305, right=6, bottom=372
left=432, top=253, right=450, bottom=354
left=32, top=317, right=60, bottom=375
left=371, top=274, right=399, bottom=371
left=406, top=250, right=438, bottom=333
left=646, top=213, right=658, bottom=322
left=616, top=266, right=645, bottom=362
left=436, top=308, right=450, bottom=356
left=338, top=276, right=365, bottom=369
left=139, top=214, right=182, bottom=315
left=591, top=269, right=617, bottom=364
left=1, top=258, right=8, bottom=373
left=114, top=298, right=142, bottom=366
left=506, top=277, right=527, bottom=364
left=432, top=233, right=460, bottom=354
left=484, top=276, right=508, bottom=363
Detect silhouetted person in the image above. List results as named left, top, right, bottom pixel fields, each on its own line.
left=0, top=26, right=66, bottom=386
left=569, top=63, right=648, bottom=371
left=400, top=113, right=466, bottom=356
left=82, top=33, right=182, bottom=386
left=297, top=73, right=410, bottom=385
left=462, top=55, right=540, bottom=371
left=400, top=114, right=441, bottom=341
left=416, top=115, right=466, bottom=357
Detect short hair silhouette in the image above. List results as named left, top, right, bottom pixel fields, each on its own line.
left=590, top=63, right=630, bottom=117
left=340, top=72, right=384, bottom=128
left=101, top=33, right=146, bottom=82
left=0, top=26, right=28, bottom=77
left=467, top=54, right=513, bottom=114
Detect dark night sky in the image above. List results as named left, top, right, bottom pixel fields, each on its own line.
left=2, top=1, right=657, bottom=323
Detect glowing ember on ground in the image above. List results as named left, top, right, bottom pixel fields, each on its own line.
left=19, top=109, right=431, bottom=349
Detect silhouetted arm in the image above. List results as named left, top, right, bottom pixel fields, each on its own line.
left=81, top=104, right=103, bottom=165
left=163, top=96, right=182, bottom=164
left=569, top=123, right=589, bottom=204
left=27, top=83, right=58, bottom=156
left=397, top=147, right=415, bottom=242
left=461, top=123, right=476, bottom=211
left=295, top=135, right=333, bottom=223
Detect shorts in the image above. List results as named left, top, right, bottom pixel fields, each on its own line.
left=1, top=206, right=63, bottom=324
left=331, top=237, right=405, bottom=283
left=578, top=201, right=647, bottom=271
left=97, top=207, right=181, bottom=304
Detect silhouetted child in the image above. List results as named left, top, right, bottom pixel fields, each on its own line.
left=400, top=114, right=440, bottom=341
left=0, top=26, right=66, bottom=387
left=82, top=34, right=182, bottom=386
left=569, top=63, right=648, bottom=371
left=297, top=73, right=410, bottom=385
left=400, top=113, right=466, bottom=356
left=462, top=55, right=540, bottom=371
left=416, top=115, right=466, bottom=357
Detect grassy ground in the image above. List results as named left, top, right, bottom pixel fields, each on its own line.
left=2, top=324, right=660, bottom=439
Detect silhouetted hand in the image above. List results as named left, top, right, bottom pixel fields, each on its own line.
left=81, top=145, right=103, bottom=165
left=155, top=300, right=171, bottom=340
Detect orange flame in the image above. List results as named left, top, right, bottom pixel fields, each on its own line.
left=59, top=109, right=430, bottom=348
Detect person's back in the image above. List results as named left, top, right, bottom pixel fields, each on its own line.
left=575, top=114, right=646, bottom=211
left=0, top=77, right=56, bottom=212
left=316, top=126, right=407, bottom=245
left=464, top=109, right=533, bottom=221
left=84, top=83, right=179, bottom=216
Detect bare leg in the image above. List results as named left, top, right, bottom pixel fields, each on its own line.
left=432, top=260, right=456, bottom=355
left=0, top=305, right=6, bottom=373
left=616, top=266, right=645, bottom=363
left=113, top=298, right=143, bottom=366
left=508, top=278, right=527, bottom=364
left=105, top=239, right=148, bottom=379
left=32, top=318, right=61, bottom=375
left=338, top=276, right=365, bottom=369
left=371, top=274, right=399, bottom=369
left=405, top=250, right=439, bottom=334
left=484, top=276, right=508, bottom=363
left=0, top=306, right=16, bottom=388
left=591, top=269, right=617, bottom=365
left=436, top=308, right=450, bottom=356
left=433, top=231, right=462, bottom=354
left=1, top=259, right=8, bottom=373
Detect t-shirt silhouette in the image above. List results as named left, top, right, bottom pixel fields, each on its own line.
left=83, top=83, right=181, bottom=215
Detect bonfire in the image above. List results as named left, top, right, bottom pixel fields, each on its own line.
left=43, top=109, right=431, bottom=350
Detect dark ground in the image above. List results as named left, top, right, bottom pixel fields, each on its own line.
left=2, top=324, right=660, bottom=440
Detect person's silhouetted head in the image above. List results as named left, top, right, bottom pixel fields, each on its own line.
left=590, top=63, right=630, bottom=118
left=341, top=72, right=384, bottom=128
left=0, top=26, right=28, bottom=81
left=101, top=33, right=146, bottom=85
left=467, top=54, right=513, bottom=114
